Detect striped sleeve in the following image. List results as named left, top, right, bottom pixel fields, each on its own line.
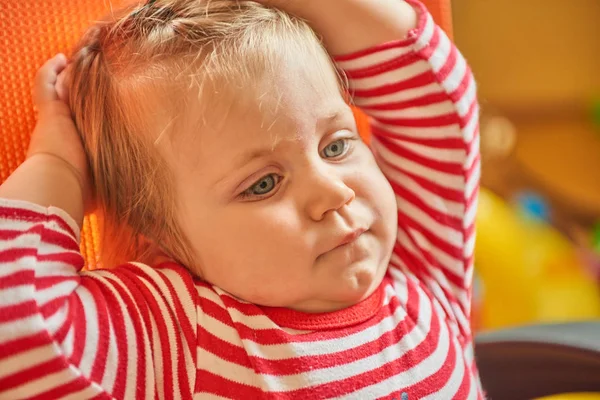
left=335, top=0, right=480, bottom=337
left=0, top=199, right=198, bottom=399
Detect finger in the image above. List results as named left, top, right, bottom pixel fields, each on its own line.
left=33, top=54, right=68, bottom=107
left=56, top=66, right=70, bottom=103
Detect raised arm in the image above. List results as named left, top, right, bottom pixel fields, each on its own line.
left=0, top=56, right=198, bottom=398
left=337, top=2, right=479, bottom=338
left=0, top=54, right=90, bottom=226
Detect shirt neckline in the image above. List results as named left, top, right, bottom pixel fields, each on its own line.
left=257, top=276, right=388, bottom=331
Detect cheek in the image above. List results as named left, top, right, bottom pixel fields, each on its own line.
left=353, top=148, right=396, bottom=210
left=190, top=206, right=309, bottom=278
left=352, top=157, right=398, bottom=238
left=368, top=171, right=396, bottom=220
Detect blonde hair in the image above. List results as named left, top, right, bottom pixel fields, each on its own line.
left=68, top=0, right=343, bottom=269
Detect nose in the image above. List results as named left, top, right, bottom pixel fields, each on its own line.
left=304, top=167, right=356, bottom=221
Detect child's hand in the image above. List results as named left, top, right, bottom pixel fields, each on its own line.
left=28, top=54, right=92, bottom=210
left=253, top=0, right=417, bottom=56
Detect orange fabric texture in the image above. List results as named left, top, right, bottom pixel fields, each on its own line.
left=0, top=0, right=452, bottom=269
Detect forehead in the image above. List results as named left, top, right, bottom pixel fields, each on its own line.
left=251, top=55, right=345, bottom=130
left=177, top=48, right=347, bottom=155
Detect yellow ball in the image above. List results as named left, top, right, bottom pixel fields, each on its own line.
left=474, top=188, right=600, bottom=329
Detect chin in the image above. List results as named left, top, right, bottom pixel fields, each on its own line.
left=290, top=271, right=383, bottom=313
left=336, top=263, right=385, bottom=304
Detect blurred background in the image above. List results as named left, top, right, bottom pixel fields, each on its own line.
left=451, top=0, right=600, bottom=335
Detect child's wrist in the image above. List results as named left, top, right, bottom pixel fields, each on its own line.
left=28, top=153, right=92, bottom=217
left=0, top=154, right=87, bottom=227
left=27, top=152, right=86, bottom=193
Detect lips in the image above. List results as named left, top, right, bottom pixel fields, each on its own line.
left=330, top=228, right=367, bottom=252
left=315, top=227, right=369, bottom=263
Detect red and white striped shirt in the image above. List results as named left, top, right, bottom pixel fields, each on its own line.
left=0, top=1, right=482, bottom=398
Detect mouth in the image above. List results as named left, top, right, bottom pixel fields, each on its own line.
left=315, top=227, right=370, bottom=263
left=331, top=228, right=367, bottom=251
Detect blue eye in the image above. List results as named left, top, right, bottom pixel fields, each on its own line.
left=242, top=174, right=279, bottom=198
left=322, top=139, right=348, bottom=158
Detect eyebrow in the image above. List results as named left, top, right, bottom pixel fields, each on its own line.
left=316, top=108, right=353, bottom=130
left=232, top=148, right=275, bottom=173
left=216, top=107, right=354, bottom=188
left=236, top=109, right=353, bottom=167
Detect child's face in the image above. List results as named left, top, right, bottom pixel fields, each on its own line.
left=164, top=54, right=398, bottom=313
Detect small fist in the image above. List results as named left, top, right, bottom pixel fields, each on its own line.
left=28, top=54, right=93, bottom=210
